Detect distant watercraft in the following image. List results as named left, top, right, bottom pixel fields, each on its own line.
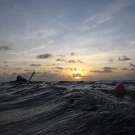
left=28, top=71, right=35, bottom=82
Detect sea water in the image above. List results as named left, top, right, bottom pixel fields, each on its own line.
left=0, top=80, right=135, bottom=135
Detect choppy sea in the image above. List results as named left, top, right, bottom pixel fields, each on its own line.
left=0, top=80, right=135, bottom=135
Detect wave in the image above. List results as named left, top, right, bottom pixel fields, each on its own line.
left=0, top=80, right=135, bottom=135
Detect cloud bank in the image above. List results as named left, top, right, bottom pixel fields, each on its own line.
left=37, top=54, right=53, bottom=59
left=118, top=56, right=132, bottom=61
left=70, top=52, right=76, bottom=56
left=30, top=64, right=41, bottom=66
left=56, top=59, right=65, bottom=62
left=130, top=63, right=135, bottom=67
left=0, top=46, right=12, bottom=51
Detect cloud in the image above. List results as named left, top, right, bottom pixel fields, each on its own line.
left=130, top=63, right=135, bottom=67
left=69, top=60, right=77, bottom=63
left=0, top=40, right=13, bottom=51
left=22, top=29, right=56, bottom=39
left=66, top=68, right=72, bottom=71
left=77, top=26, right=90, bottom=32
left=118, top=56, right=132, bottom=61
left=85, top=0, right=133, bottom=25
left=91, top=66, right=117, bottom=73
left=0, top=46, right=12, bottom=51
left=30, top=45, right=46, bottom=51
left=66, top=68, right=77, bottom=71
left=15, top=68, right=22, bottom=70
left=68, top=60, right=84, bottom=63
left=54, top=70, right=61, bottom=72
left=121, top=67, right=135, bottom=71
left=37, top=31, right=42, bottom=37
left=121, top=68, right=129, bottom=70
left=72, top=73, right=82, bottom=78
left=77, top=60, right=84, bottom=63
left=70, top=52, right=76, bottom=56
left=3, top=72, right=8, bottom=75
left=72, top=73, right=91, bottom=78
left=103, top=67, right=117, bottom=70
left=56, top=59, right=65, bottom=62
left=109, top=58, right=114, bottom=63
left=24, top=69, right=31, bottom=71
left=37, top=54, right=53, bottom=59
left=130, top=68, right=135, bottom=71
left=90, top=69, right=112, bottom=73
left=57, top=55, right=65, bottom=57
left=55, top=67, right=63, bottom=70
left=30, top=64, right=41, bottom=66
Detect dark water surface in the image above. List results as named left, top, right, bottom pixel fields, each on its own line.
left=0, top=80, right=135, bottom=135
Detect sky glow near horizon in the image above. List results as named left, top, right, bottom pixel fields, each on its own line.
left=0, top=0, right=135, bottom=82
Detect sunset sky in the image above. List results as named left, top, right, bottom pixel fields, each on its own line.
left=0, top=0, right=135, bottom=82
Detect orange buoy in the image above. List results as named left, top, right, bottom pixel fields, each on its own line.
left=114, top=83, right=125, bottom=96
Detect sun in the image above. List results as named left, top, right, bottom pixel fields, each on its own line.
left=72, top=71, right=82, bottom=79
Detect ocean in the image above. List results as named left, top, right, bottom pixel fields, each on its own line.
left=0, top=80, right=135, bottom=135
